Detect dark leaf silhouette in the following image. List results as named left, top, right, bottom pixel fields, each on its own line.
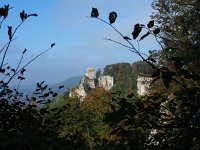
left=139, top=31, right=150, bottom=41
left=132, top=24, right=142, bottom=39
left=31, top=97, right=36, bottom=101
left=33, top=92, right=40, bottom=95
left=22, top=48, right=27, bottom=54
left=0, top=68, right=5, bottom=73
left=6, top=73, right=10, bottom=76
left=17, top=76, right=25, bottom=80
left=0, top=5, right=9, bottom=18
left=153, top=28, right=160, bottom=35
left=147, top=20, right=154, bottom=28
left=0, top=4, right=9, bottom=19
left=151, top=69, right=160, bottom=78
left=162, top=73, right=172, bottom=88
left=20, top=68, right=26, bottom=75
left=28, top=13, right=38, bottom=17
left=140, top=24, right=145, bottom=27
left=59, top=85, right=64, bottom=89
left=49, top=91, right=53, bottom=94
left=109, top=12, right=117, bottom=24
left=43, top=85, right=48, bottom=90
left=91, top=8, right=99, bottom=18
left=0, top=7, right=4, bottom=17
left=52, top=93, right=58, bottom=97
left=11, top=69, right=15, bottom=72
left=123, top=36, right=131, bottom=40
left=7, top=26, right=12, bottom=41
left=51, top=43, right=55, bottom=48
left=43, top=93, right=49, bottom=97
left=20, top=10, right=27, bottom=21
left=37, top=100, right=44, bottom=104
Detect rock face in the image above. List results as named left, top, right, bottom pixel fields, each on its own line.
left=137, top=76, right=152, bottom=95
left=74, top=78, right=87, bottom=98
left=98, top=76, right=113, bottom=91
left=72, top=67, right=113, bottom=100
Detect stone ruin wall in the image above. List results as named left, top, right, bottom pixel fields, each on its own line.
left=137, top=76, right=152, bottom=95
left=71, top=67, right=114, bottom=100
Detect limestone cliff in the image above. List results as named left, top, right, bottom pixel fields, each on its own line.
left=71, top=67, right=113, bottom=100
left=137, top=76, right=152, bottom=95
left=98, top=76, right=113, bottom=91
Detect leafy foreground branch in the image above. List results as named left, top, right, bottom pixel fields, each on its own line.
left=0, top=4, right=66, bottom=150
left=88, top=6, right=200, bottom=149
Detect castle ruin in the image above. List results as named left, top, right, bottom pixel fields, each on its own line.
left=137, top=76, right=152, bottom=95
left=71, top=67, right=113, bottom=101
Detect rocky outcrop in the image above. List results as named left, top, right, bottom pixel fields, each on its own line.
left=98, top=76, right=113, bottom=91
left=74, top=78, right=87, bottom=98
left=71, top=67, right=113, bottom=100
left=137, top=76, right=152, bottom=95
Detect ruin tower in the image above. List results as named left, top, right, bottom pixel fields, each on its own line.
left=137, top=76, right=152, bottom=95
left=70, top=67, right=114, bottom=101
left=85, top=67, right=95, bottom=79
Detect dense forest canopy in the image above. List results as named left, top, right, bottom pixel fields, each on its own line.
left=102, top=61, right=153, bottom=91
left=152, top=0, right=200, bottom=74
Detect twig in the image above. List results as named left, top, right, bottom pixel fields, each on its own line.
left=1, top=21, right=24, bottom=68
left=1, top=46, right=54, bottom=93
left=0, top=38, right=17, bottom=55
left=15, top=51, right=25, bottom=73
left=103, top=38, right=134, bottom=50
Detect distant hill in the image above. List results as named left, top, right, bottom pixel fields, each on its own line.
left=18, top=76, right=82, bottom=95
left=17, top=61, right=153, bottom=95
left=51, top=76, right=82, bottom=93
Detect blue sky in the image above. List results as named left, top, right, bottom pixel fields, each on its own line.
left=0, top=0, right=159, bottom=85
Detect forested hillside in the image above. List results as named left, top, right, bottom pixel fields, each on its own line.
left=102, top=61, right=153, bottom=91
